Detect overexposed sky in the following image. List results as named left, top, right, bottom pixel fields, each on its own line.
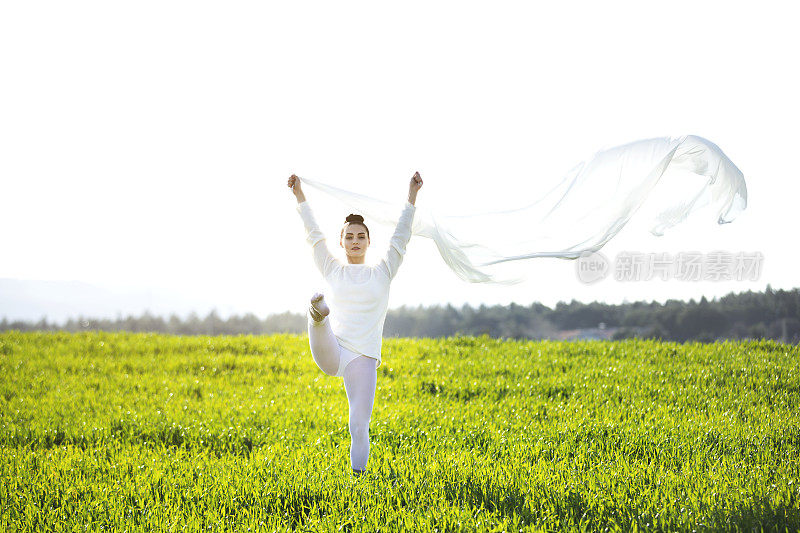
left=1, top=1, right=798, bottom=319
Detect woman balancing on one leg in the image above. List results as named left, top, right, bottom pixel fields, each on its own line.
left=287, top=172, right=422, bottom=477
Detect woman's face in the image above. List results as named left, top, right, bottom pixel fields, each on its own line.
left=340, top=223, right=370, bottom=259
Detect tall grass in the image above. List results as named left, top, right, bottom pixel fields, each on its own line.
left=1, top=331, right=798, bottom=531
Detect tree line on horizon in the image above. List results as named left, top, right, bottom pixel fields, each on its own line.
left=2, top=286, right=798, bottom=344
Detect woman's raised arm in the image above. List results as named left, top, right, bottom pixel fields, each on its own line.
left=379, top=172, right=423, bottom=279
left=289, top=175, right=338, bottom=278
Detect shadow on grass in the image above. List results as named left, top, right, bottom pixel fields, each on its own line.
left=190, top=473, right=800, bottom=532
left=437, top=476, right=800, bottom=531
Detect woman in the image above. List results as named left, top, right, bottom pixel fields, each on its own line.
left=287, top=172, right=423, bottom=477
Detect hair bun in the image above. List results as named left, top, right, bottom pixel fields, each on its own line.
left=345, top=213, right=364, bottom=224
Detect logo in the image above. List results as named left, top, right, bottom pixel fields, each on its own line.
left=576, top=251, right=610, bottom=284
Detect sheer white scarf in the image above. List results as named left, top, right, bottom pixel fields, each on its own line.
left=299, top=135, right=747, bottom=284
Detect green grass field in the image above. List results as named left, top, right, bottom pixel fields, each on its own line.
left=1, top=332, right=798, bottom=531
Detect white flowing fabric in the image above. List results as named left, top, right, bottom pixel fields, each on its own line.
left=298, top=135, right=747, bottom=285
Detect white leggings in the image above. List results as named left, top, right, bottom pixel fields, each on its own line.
left=307, top=311, right=377, bottom=471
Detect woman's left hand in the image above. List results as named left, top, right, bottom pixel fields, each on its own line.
left=409, top=172, right=423, bottom=193
left=408, top=172, right=423, bottom=205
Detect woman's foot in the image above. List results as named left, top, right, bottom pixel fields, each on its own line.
left=309, top=292, right=330, bottom=322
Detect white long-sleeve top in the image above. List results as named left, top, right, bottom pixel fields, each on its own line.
left=296, top=199, right=416, bottom=367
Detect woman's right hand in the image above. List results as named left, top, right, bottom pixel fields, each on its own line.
left=288, top=174, right=305, bottom=201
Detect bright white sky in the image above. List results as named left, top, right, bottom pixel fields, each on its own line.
left=1, top=1, right=798, bottom=319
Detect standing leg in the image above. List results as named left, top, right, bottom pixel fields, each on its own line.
left=342, top=355, right=378, bottom=473
left=307, top=293, right=340, bottom=376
